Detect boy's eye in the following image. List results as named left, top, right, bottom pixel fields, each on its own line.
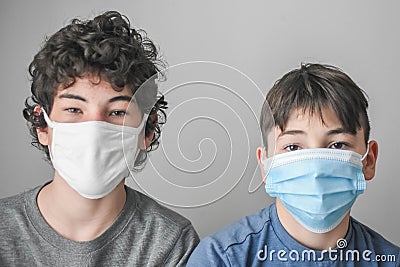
left=110, top=110, right=127, bottom=117
left=65, top=108, right=81, bottom=114
left=329, top=142, right=347, bottom=149
left=284, top=144, right=301, bottom=152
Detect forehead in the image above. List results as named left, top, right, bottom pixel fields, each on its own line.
left=55, top=75, right=132, bottom=97
left=284, top=106, right=342, bottom=130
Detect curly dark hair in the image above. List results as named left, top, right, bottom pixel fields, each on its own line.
left=23, top=10, right=167, bottom=169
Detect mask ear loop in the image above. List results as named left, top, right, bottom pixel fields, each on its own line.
left=261, top=146, right=267, bottom=161
left=361, top=140, right=371, bottom=161
left=41, top=108, right=56, bottom=128
left=247, top=146, right=267, bottom=193
left=39, top=107, right=57, bottom=162
left=261, top=147, right=269, bottom=182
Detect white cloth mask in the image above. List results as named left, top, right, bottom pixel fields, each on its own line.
left=42, top=109, right=145, bottom=199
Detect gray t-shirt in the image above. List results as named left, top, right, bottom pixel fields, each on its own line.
left=0, top=184, right=199, bottom=266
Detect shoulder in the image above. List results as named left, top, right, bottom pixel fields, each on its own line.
left=0, top=191, right=26, bottom=220
left=130, top=187, right=194, bottom=231
left=126, top=187, right=199, bottom=266
left=350, top=217, right=400, bottom=255
left=0, top=189, right=33, bottom=244
left=187, top=205, right=273, bottom=266
left=210, top=205, right=272, bottom=251
left=126, top=187, right=199, bottom=248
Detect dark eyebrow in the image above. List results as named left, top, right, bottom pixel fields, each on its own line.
left=327, top=128, right=355, bottom=136
left=108, top=95, right=134, bottom=103
left=278, top=130, right=306, bottom=137
left=59, top=93, right=87, bottom=102
left=58, top=94, right=133, bottom=103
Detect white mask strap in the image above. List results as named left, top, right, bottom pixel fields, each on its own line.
left=361, top=141, right=371, bottom=161
left=41, top=108, right=56, bottom=128
left=260, top=147, right=268, bottom=161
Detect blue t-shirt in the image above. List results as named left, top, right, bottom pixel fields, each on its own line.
left=187, top=203, right=399, bottom=266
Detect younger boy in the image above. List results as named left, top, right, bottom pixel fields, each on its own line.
left=187, top=63, right=399, bottom=266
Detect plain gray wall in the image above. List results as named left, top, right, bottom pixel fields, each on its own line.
left=1, top=0, right=399, bottom=245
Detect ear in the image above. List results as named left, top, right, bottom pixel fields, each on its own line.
left=36, top=127, right=49, bottom=146
left=145, top=131, right=154, bottom=148
left=144, top=113, right=158, bottom=149
left=256, top=147, right=267, bottom=183
left=363, top=140, right=378, bottom=181
left=34, top=106, right=50, bottom=146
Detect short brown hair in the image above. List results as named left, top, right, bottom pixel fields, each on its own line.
left=260, top=63, right=370, bottom=148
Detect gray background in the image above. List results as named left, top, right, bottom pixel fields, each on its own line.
left=0, top=0, right=399, bottom=245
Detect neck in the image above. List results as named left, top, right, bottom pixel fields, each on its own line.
left=37, top=173, right=126, bottom=242
left=275, top=199, right=350, bottom=250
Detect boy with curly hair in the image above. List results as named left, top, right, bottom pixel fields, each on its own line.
left=0, top=11, right=199, bottom=266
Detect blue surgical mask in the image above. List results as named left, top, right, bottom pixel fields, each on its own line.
left=262, top=148, right=368, bottom=233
